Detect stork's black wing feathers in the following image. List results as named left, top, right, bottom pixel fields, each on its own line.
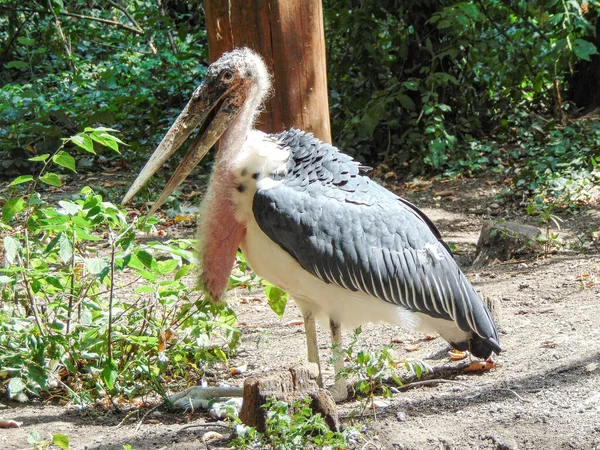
left=253, top=129, right=500, bottom=357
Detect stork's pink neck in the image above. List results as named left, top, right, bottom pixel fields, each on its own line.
left=197, top=93, right=257, bottom=301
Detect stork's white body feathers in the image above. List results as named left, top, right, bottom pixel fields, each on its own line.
left=230, top=130, right=470, bottom=345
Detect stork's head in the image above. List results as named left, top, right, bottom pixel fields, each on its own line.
left=122, top=48, right=271, bottom=214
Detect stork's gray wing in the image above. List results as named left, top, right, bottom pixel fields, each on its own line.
left=253, top=130, right=500, bottom=356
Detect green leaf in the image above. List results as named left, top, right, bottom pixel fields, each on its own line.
left=2, top=197, right=26, bottom=223
left=8, top=378, right=26, bottom=397
left=27, top=431, right=41, bottom=445
left=58, top=200, right=81, bottom=216
left=135, top=250, right=157, bottom=271
left=85, top=257, right=110, bottom=280
left=17, top=37, right=35, bottom=45
left=84, top=126, right=118, bottom=133
left=174, top=263, right=194, bottom=280
left=29, top=154, right=50, bottom=162
left=157, top=259, right=179, bottom=275
left=213, top=347, right=227, bottom=361
left=7, top=61, right=28, bottom=69
left=102, top=359, right=118, bottom=391
left=0, top=275, right=14, bottom=284
left=71, top=133, right=95, bottom=154
left=573, top=38, right=598, bottom=61
left=9, top=175, right=34, bottom=186
left=4, top=236, right=21, bottom=264
left=74, top=226, right=101, bottom=241
left=39, top=172, right=62, bottom=187
left=90, top=131, right=125, bottom=152
left=53, top=151, right=77, bottom=172
left=399, top=94, right=415, bottom=111
left=52, top=434, right=70, bottom=450
left=58, top=233, right=73, bottom=263
left=264, top=283, right=288, bottom=318
left=135, top=286, right=155, bottom=293
left=45, top=232, right=62, bottom=255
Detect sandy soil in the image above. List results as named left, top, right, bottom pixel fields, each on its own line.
left=2, top=176, right=600, bottom=450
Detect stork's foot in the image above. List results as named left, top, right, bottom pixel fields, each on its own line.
left=328, top=380, right=348, bottom=403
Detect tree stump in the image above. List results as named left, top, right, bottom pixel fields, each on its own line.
left=239, top=363, right=339, bottom=432
left=473, top=220, right=542, bottom=267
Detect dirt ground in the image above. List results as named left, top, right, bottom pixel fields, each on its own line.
left=2, top=176, right=600, bottom=450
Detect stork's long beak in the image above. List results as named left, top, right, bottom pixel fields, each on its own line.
left=122, top=76, right=247, bottom=216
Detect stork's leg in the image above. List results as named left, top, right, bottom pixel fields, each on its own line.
left=302, top=309, right=323, bottom=387
left=328, top=319, right=348, bottom=402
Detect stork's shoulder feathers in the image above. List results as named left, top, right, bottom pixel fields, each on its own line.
left=252, top=129, right=501, bottom=357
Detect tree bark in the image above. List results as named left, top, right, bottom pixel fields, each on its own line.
left=204, top=0, right=331, bottom=143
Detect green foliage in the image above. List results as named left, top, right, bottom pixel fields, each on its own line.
left=0, top=129, right=239, bottom=405
left=325, top=0, right=599, bottom=178
left=0, top=0, right=206, bottom=174
left=508, top=118, right=600, bottom=204
left=231, top=397, right=355, bottom=450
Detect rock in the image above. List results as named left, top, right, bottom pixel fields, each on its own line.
left=473, top=221, right=542, bottom=267
left=239, top=363, right=339, bottom=432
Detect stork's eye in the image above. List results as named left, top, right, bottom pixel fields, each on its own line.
left=222, top=70, right=234, bottom=82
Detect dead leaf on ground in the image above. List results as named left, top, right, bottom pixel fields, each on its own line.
left=434, top=190, right=454, bottom=197
left=448, top=349, right=468, bottom=361
left=464, top=360, right=497, bottom=372
left=404, top=344, right=422, bottom=352
left=145, top=419, right=161, bottom=424
left=174, top=216, right=194, bottom=223
left=541, top=341, right=557, bottom=348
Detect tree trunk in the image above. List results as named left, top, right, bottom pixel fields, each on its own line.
left=204, top=0, right=332, bottom=143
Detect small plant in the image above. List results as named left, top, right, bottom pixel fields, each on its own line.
left=526, top=196, right=564, bottom=256
left=27, top=431, right=70, bottom=450
left=231, top=397, right=355, bottom=450
left=336, top=328, right=429, bottom=418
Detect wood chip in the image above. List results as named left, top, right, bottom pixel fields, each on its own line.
left=231, top=363, right=247, bottom=375
left=285, top=319, right=304, bottom=326
left=434, top=190, right=454, bottom=197
left=370, top=400, right=390, bottom=409
left=0, top=420, right=22, bottom=428
left=404, top=344, right=422, bottom=352
left=203, top=431, right=224, bottom=442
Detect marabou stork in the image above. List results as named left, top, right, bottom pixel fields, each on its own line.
left=123, top=48, right=501, bottom=401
